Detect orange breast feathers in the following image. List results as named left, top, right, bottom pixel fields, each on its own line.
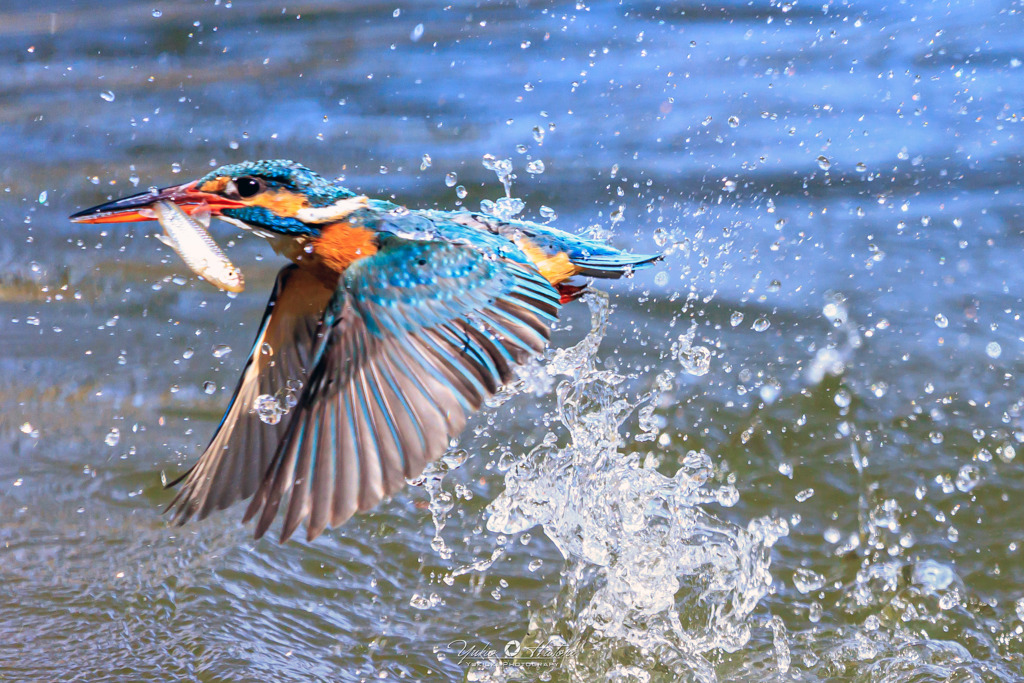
left=313, top=221, right=379, bottom=273
left=518, top=239, right=579, bottom=285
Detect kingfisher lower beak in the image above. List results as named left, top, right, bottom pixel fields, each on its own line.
left=69, top=181, right=246, bottom=224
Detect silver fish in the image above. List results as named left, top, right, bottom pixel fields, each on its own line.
left=152, top=200, right=245, bottom=293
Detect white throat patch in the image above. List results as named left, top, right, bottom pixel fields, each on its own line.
left=294, top=196, right=370, bottom=224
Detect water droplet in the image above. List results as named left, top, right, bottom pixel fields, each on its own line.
left=680, top=345, right=711, bottom=376
left=816, top=155, right=831, bottom=171
left=912, top=560, right=955, bottom=591
left=407, top=593, right=436, bottom=610
left=526, top=159, right=545, bottom=174
left=410, top=23, right=424, bottom=41
left=955, top=463, right=981, bottom=492
left=792, top=567, right=825, bottom=594
left=254, top=394, right=283, bottom=425
left=1016, top=598, right=1024, bottom=621
left=856, top=162, right=867, bottom=172
left=445, top=172, right=457, bottom=187
left=203, top=381, right=216, bottom=395
left=752, top=317, right=770, bottom=332
left=439, top=449, right=469, bottom=470
left=730, top=311, right=744, bottom=327
left=420, top=154, right=432, bottom=170
left=727, top=115, right=740, bottom=128
left=653, top=228, right=668, bottom=246
left=171, top=162, right=181, bottom=174
left=38, top=191, right=47, bottom=204
left=100, top=90, right=115, bottom=102
left=182, top=347, right=194, bottom=359
left=151, top=8, right=162, bottom=17
left=986, top=341, right=1002, bottom=358
left=654, top=271, right=668, bottom=286
left=934, top=313, right=949, bottom=328
left=532, top=125, right=545, bottom=143
left=212, top=344, right=232, bottom=358
left=539, top=206, right=557, bottom=221
left=808, top=602, right=822, bottom=623
left=104, top=428, right=120, bottom=447
left=19, top=422, right=33, bottom=434
left=455, top=185, right=467, bottom=199
left=528, top=559, right=543, bottom=572
left=706, top=479, right=735, bottom=507
left=795, top=488, right=814, bottom=502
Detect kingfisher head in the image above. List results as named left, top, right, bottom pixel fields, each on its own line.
left=70, top=160, right=364, bottom=236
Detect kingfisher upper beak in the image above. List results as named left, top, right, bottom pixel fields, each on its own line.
left=69, top=181, right=247, bottom=224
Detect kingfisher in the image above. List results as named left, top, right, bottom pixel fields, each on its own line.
left=70, top=160, right=660, bottom=542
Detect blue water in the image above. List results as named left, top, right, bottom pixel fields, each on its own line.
left=2, top=0, right=1024, bottom=680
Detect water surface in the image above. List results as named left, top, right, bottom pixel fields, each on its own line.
left=2, top=0, right=1024, bottom=680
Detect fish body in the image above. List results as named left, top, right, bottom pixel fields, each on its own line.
left=152, top=200, right=245, bottom=293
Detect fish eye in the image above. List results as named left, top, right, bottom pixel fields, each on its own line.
left=234, top=176, right=263, bottom=198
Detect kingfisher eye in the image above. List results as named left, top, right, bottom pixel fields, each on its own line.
left=234, top=176, right=263, bottom=198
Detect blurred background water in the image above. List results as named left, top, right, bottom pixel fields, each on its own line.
left=2, top=0, right=1024, bottom=680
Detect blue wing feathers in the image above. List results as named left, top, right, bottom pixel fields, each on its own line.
left=179, top=235, right=563, bottom=541
left=244, top=237, right=561, bottom=540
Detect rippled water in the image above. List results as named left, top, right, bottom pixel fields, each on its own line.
left=3, top=0, right=1024, bottom=680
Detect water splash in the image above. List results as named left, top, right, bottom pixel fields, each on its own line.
left=479, top=154, right=527, bottom=220
left=435, top=293, right=787, bottom=680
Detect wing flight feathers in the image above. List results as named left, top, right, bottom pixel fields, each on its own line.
left=166, top=265, right=334, bottom=524
left=247, top=238, right=560, bottom=541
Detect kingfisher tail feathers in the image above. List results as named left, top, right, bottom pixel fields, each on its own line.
left=569, top=250, right=663, bottom=278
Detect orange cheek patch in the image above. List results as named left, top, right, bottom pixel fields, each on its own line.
left=199, top=177, right=230, bottom=193
left=250, top=190, right=311, bottom=217
left=313, top=222, right=378, bottom=272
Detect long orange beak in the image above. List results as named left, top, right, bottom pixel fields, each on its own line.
left=69, top=181, right=247, bottom=224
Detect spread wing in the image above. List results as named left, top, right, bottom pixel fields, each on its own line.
left=244, top=235, right=561, bottom=542
left=166, top=265, right=335, bottom=524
